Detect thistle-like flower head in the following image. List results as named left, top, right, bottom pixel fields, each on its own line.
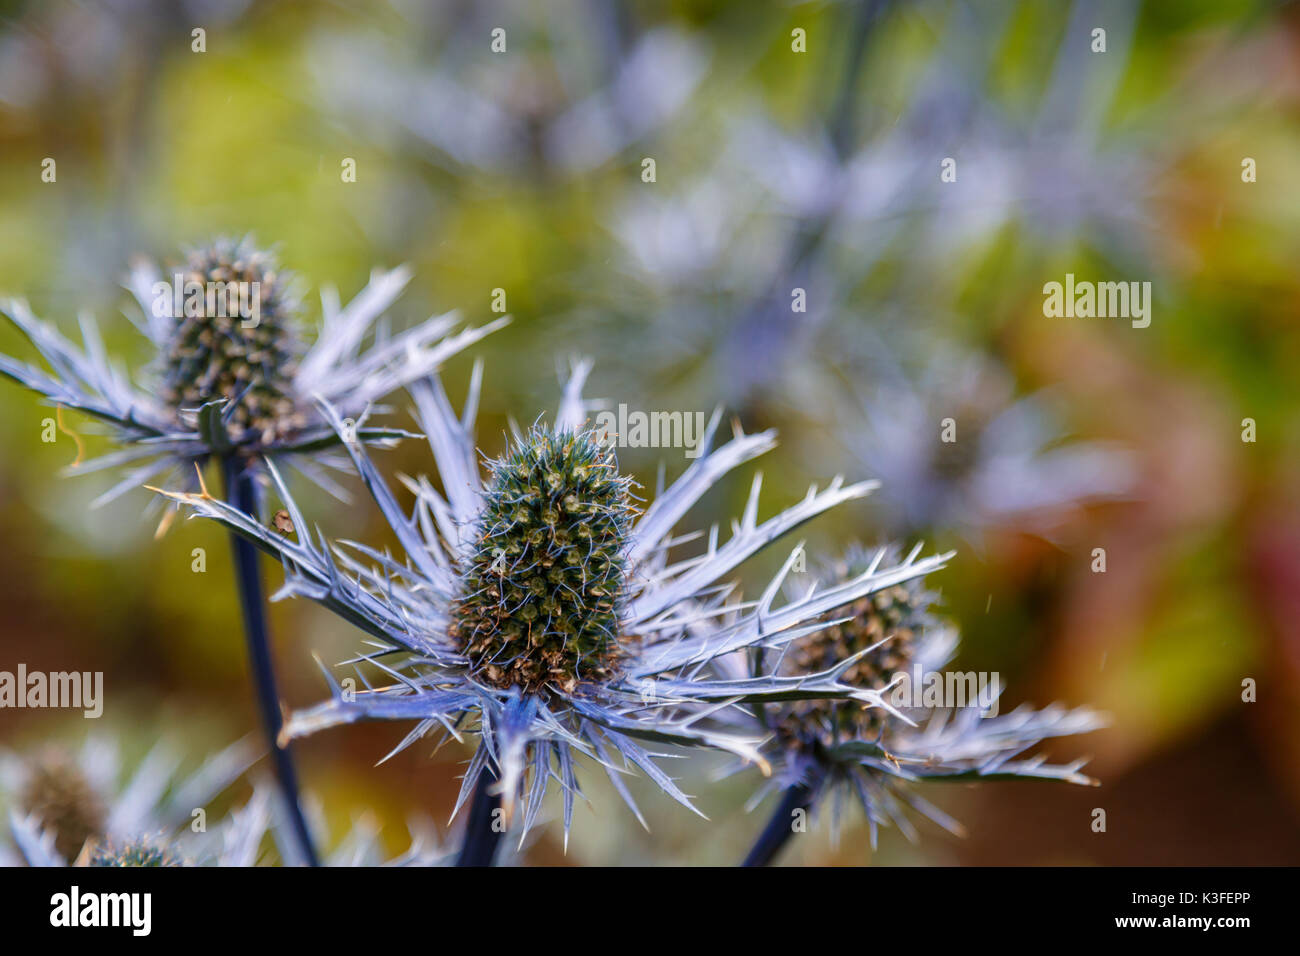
left=16, top=749, right=107, bottom=862
left=88, top=839, right=179, bottom=868
left=158, top=239, right=305, bottom=446
left=729, top=545, right=1106, bottom=849
left=452, top=427, right=635, bottom=694
left=0, top=237, right=506, bottom=511
left=2, top=735, right=259, bottom=867
left=157, top=361, right=952, bottom=844
left=776, top=545, right=935, bottom=749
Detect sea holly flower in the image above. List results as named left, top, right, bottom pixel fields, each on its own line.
left=85, top=841, right=181, bottom=867
left=726, top=545, right=1105, bottom=865
left=848, top=350, right=1133, bottom=541
left=1, top=735, right=259, bottom=867
left=0, top=237, right=507, bottom=866
left=310, top=17, right=708, bottom=178
left=0, top=236, right=508, bottom=509
left=0, top=736, right=450, bottom=867
left=154, top=361, right=951, bottom=858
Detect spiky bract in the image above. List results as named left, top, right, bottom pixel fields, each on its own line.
left=452, top=428, right=634, bottom=693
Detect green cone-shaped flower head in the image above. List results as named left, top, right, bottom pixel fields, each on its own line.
left=780, top=549, right=933, bottom=746
left=451, top=427, right=636, bottom=694
left=160, top=238, right=304, bottom=444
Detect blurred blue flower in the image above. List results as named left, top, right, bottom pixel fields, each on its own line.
left=846, top=349, right=1135, bottom=541
left=2, top=734, right=258, bottom=866
left=309, top=10, right=708, bottom=179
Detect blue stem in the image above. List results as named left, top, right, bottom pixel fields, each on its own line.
left=456, top=769, right=503, bottom=867
left=742, top=775, right=823, bottom=867
left=221, top=456, right=319, bottom=867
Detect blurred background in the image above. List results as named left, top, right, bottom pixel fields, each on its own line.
left=1, top=0, right=1299, bottom=865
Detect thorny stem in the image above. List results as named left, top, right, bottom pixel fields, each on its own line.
left=456, top=768, right=504, bottom=867
left=221, top=456, right=319, bottom=867
left=742, top=771, right=825, bottom=867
